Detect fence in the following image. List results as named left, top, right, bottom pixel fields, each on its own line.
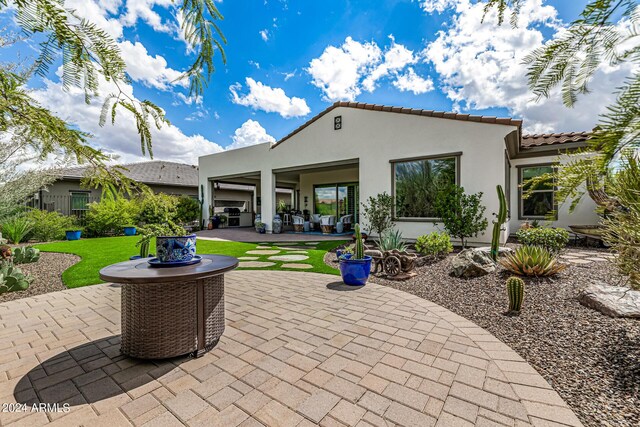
left=27, top=194, right=100, bottom=226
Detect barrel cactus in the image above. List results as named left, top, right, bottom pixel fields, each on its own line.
left=139, top=241, right=150, bottom=258
left=354, top=223, right=364, bottom=259
left=506, top=276, right=524, bottom=313
left=490, top=185, right=508, bottom=262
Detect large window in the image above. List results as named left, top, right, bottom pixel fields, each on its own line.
left=393, top=155, right=458, bottom=219
left=519, top=164, right=555, bottom=219
left=314, top=183, right=358, bottom=219
left=70, top=192, right=89, bottom=212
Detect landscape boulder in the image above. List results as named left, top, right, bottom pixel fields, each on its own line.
left=578, top=283, right=640, bottom=318
left=450, top=249, right=496, bottom=278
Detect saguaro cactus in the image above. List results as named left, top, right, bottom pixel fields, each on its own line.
left=506, top=276, right=524, bottom=312
left=354, top=223, right=364, bottom=259
left=491, top=185, right=508, bottom=261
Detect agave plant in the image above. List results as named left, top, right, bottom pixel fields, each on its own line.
left=377, top=229, right=407, bottom=252
left=500, top=245, right=566, bottom=277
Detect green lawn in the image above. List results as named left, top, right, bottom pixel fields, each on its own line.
left=35, top=236, right=344, bottom=288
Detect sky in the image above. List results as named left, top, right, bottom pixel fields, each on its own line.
left=1, top=0, right=634, bottom=165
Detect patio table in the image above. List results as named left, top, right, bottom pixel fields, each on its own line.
left=99, top=254, right=238, bottom=359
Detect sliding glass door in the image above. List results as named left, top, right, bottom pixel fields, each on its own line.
left=314, top=183, right=358, bottom=221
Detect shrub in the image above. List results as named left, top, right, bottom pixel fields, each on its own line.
left=1, top=216, right=32, bottom=244
left=415, top=232, right=453, bottom=258
left=85, top=197, right=140, bottom=237
left=138, top=193, right=178, bottom=224
left=378, top=229, right=407, bottom=251
left=361, top=192, right=394, bottom=237
left=434, top=185, right=488, bottom=248
left=26, top=210, right=74, bottom=242
left=516, top=227, right=569, bottom=253
left=0, top=263, right=32, bottom=294
left=175, top=196, right=200, bottom=223
left=500, top=245, right=566, bottom=277
left=13, top=246, right=40, bottom=264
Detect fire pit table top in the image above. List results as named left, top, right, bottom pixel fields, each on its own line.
left=99, top=254, right=239, bottom=284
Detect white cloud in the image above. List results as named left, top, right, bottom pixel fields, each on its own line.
left=259, top=29, right=269, bottom=42
left=308, top=36, right=428, bottom=101
left=31, top=68, right=223, bottom=164
left=227, top=119, right=276, bottom=151
left=393, top=68, right=434, bottom=94
left=64, top=0, right=124, bottom=39
left=230, top=78, right=310, bottom=118
left=423, top=0, right=631, bottom=133
left=119, top=41, right=188, bottom=90
left=120, top=0, right=176, bottom=34
left=419, top=0, right=458, bottom=13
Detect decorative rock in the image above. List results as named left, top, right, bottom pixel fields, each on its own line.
left=476, top=246, right=514, bottom=257
left=578, top=284, right=640, bottom=318
left=450, top=249, right=496, bottom=278
left=268, top=254, right=309, bottom=262
left=238, top=256, right=260, bottom=260
left=238, top=261, right=276, bottom=268
left=281, top=263, right=313, bottom=269
left=246, top=250, right=281, bottom=255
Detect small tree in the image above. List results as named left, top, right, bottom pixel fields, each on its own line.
left=434, top=185, right=488, bottom=248
left=360, top=192, right=394, bottom=238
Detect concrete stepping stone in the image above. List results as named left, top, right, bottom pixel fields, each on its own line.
left=568, top=259, right=592, bottom=265
left=281, top=263, right=313, bottom=269
left=586, top=257, right=608, bottom=262
left=238, top=261, right=276, bottom=268
left=268, top=254, right=309, bottom=262
left=285, top=250, right=308, bottom=254
left=238, top=256, right=260, bottom=260
left=277, top=246, right=306, bottom=251
left=246, top=250, right=281, bottom=255
left=256, top=246, right=274, bottom=249
left=304, top=242, right=319, bottom=245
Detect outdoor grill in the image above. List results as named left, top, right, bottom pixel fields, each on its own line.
left=224, top=208, right=241, bottom=227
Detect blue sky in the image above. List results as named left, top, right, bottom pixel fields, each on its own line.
left=2, top=0, right=629, bottom=164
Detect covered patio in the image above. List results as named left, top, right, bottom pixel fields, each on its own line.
left=196, top=227, right=352, bottom=243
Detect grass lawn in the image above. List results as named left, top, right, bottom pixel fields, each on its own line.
left=35, top=236, right=345, bottom=288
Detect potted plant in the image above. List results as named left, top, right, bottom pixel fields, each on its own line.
left=338, top=224, right=372, bottom=286
left=336, top=245, right=353, bottom=261
left=133, top=222, right=187, bottom=261
left=123, top=225, right=137, bottom=236
left=65, top=228, right=83, bottom=241
left=255, top=221, right=266, bottom=234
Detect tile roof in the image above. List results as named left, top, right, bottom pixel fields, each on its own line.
left=63, top=161, right=199, bottom=187
left=272, top=101, right=523, bottom=148
left=521, top=131, right=592, bottom=148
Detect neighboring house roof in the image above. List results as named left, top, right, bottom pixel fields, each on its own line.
left=272, top=101, right=523, bottom=149
left=63, top=161, right=199, bottom=187
left=521, top=131, right=592, bottom=148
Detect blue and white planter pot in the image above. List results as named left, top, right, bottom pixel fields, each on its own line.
left=338, top=254, right=372, bottom=286
left=66, top=230, right=82, bottom=241
left=123, top=226, right=137, bottom=236
left=155, top=234, right=197, bottom=263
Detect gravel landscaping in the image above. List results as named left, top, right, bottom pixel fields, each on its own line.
left=0, top=252, right=80, bottom=303
left=325, top=247, right=640, bottom=426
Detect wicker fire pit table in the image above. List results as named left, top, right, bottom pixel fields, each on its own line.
left=99, top=254, right=238, bottom=359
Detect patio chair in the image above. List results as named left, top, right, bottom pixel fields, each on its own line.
left=339, top=214, right=353, bottom=231
left=311, top=214, right=321, bottom=231
left=292, top=215, right=305, bottom=232
left=320, top=215, right=336, bottom=234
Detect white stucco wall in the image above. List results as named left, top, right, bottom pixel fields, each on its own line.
left=199, top=107, right=518, bottom=244
left=509, top=154, right=600, bottom=231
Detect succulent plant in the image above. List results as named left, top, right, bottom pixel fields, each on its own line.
left=0, top=263, right=32, bottom=294
left=500, top=245, right=566, bottom=277
left=354, top=223, right=364, bottom=259
left=490, top=185, right=508, bottom=262
left=12, top=246, right=40, bottom=264
left=506, top=276, right=524, bottom=312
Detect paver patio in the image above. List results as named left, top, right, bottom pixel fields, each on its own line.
left=0, top=271, right=582, bottom=426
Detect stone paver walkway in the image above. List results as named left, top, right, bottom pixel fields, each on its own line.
left=0, top=271, right=582, bottom=426
left=560, top=250, right=614, bottom=266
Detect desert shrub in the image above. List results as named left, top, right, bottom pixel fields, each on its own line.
left=434, top=185, right=488, bottom=248
left=13, top=246, right=40, bottom=264
left=361, top=192, right=394, bottom=237
left=516, top=227, right=569, bottom=253
left=378, top=229, right=407, bottom=251
left=415, top=232, right=453, bottom=258
left=85, top=197, right=140, bottom=236
left=26, top=209, right=74, bottom=242
left=500, top=245, right=566, bottom=277
left=1, top=216, right=32, bottom=244
left=175, top=196, right=200, bottom=223
left=137, top=193, right=178, bottom=224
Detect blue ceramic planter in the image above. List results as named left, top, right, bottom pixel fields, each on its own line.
left=124, top=226, right=137, bottom=236
left=339, top=255, right=372, bottom=286
left=155, top=235, right=197, bottom=263
left=66, top=230, right=82, bottom=241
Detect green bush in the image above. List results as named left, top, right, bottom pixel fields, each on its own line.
left=434, top=185, right=488, bottom=248
left=361, top=192, right=394, bottom=237
left=137, top=193, right=178, bottom=224
left=26, top=210, right=75, bottom=242
left=1, top=216, right=32, bottom=244
left=85, top=197, right=140, bottom=237
left=13, top=246, right=40, bottom=264
left=175, top=196, right=200, bottom=223
left=415, top=232, right=453, bottom=258
left=516, top=227, right=569, bottom=253
left=0, top=263, right=32, bottom=294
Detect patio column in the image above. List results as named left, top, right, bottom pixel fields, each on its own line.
left=260, top=169, right=275, bottom=233
left=203, top=180, right=213, bottom=224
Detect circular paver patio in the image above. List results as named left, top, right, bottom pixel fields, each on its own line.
left=0, top=271, right=582, bottom=426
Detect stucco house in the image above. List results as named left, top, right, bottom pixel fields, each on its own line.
left=198, top=102, right=599, bottom=244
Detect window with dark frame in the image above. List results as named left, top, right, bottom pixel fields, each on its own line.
left=519, top=164, right=555, bottom=219
left=69, top=192, right=90, bottom=212
left=392, top=155, right=459, bottom=219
